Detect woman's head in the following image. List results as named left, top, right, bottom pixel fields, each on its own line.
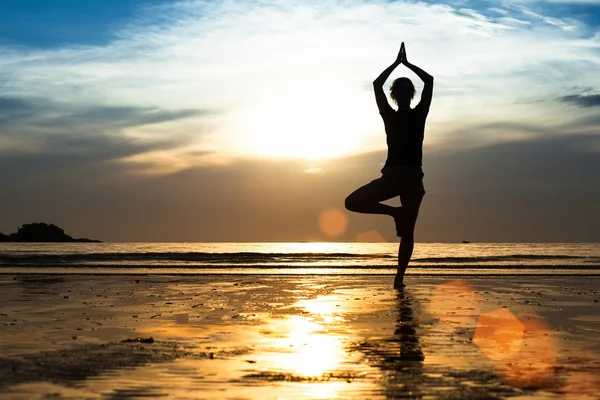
left=390, top=77, right=415, bottom=105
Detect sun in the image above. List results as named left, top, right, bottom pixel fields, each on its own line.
left=225, top=95, right=373, bottom=160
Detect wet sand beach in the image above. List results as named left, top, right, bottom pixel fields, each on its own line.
left=1, top=274, right=599, bottom=399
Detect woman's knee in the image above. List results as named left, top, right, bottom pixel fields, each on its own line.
left=399, top=232, right=415, bottom=241
left=344, top=194, right=358, bottom=212
left=398, top=210, right=419, bottom=238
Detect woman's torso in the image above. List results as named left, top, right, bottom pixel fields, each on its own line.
left=383, top=107, right=427, bottom=167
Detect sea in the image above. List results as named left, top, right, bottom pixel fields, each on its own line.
left=0, top=242, right=599, bottom=275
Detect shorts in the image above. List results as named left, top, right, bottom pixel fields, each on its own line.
left=379, top=165, right=426, bottom=198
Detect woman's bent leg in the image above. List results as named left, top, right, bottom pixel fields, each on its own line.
left=344, top=177, right=399, bottom=216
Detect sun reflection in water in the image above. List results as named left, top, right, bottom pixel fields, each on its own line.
left=281, top=315, right=343, bottom=377
left=295, top=295, right=346, bottom=324
left=254, top=296, right=353, bottom=380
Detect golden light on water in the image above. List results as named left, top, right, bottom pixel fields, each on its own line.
left=318, top=208, right=348, bottom=238
left=279, top=316, right=344, bottom=377
left=296, top=381, right=358, bottom=400
left=282, top=296, right=348, bottom=376
left=296, top=296, right=337, bottom=317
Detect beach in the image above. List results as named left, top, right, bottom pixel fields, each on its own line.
left=1, top=274, right=599, bottom=399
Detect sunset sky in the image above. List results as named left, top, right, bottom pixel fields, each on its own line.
left=1, top=0, right=599, bottom=242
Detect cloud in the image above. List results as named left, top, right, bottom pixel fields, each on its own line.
left=0, top=96, right=206, bottom=131
left=0, top=95, right=213, bottom=176
left=559, top=93, right=600, bottom=107
left=0, top=97, right=47, bottom=126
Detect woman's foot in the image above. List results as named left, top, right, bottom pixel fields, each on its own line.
left=393, top=275, right=405, bottom=289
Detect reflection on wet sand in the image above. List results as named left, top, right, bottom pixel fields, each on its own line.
left=359, top=290, right=425, bottom=398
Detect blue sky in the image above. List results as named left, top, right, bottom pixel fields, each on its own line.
left=0, top=0, right=170, bottom=47
left=1, top=0, right=599, bottom=242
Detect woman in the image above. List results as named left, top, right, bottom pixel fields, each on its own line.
left=345, top=42, right=433, bottom=288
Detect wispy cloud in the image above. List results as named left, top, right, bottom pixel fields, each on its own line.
left=559, top=93, right=600, bottom=107
left=0, top=95, right=214, bottom=175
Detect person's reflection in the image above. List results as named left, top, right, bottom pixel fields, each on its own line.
left=360, top=289, right=424, bottom=398
left=383, top=289, right=424, bottom=398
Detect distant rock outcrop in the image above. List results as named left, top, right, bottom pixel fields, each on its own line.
left=0, top=222, right=100, bottom=242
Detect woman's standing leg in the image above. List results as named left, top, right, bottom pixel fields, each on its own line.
left=394, top=191, right=424, bottom=288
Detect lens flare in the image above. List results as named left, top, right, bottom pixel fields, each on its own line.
left=497, top=316, right=557, bottom=388
left=428, top=280, right=483, bottom=330
left=561, top=371, right=600, bottom=399
left=356, top=230, right=386, bottom=242
left=318, top=208, right=348, bottom=238
left=473, top=308, right=525, bottom=362
left=474, top=311, right=558, bottom=389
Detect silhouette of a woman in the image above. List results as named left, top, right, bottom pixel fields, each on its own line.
left=345, top=43, right=433, bottom=288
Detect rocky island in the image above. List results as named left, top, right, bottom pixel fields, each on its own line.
left=0, top=222, right=100, bottom=242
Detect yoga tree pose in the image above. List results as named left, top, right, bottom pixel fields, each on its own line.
left=345, top=42, right=433, bottom=288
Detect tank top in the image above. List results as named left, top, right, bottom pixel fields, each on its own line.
left=382, top=104, right=428, bottom=167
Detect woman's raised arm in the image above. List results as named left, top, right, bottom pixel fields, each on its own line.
left=373, top=45, right=403, bottom=115
left=400, top=43, right=434, bottom=111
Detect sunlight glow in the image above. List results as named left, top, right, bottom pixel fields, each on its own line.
left=227, top=97, right=369, bottom=160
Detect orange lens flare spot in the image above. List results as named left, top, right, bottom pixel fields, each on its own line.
left=429, top=280, right=483, bottom=329
left=318, top=208, right=348, bottom=238
left=475, top=311, right=559, bottom=389
left=497, top=316, right=558, bottom=388
left=561, top=371, right=600, bottom=399
left=473, top=308, right=525, bottom=362
left=355, top=230, right=386, bottom=242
